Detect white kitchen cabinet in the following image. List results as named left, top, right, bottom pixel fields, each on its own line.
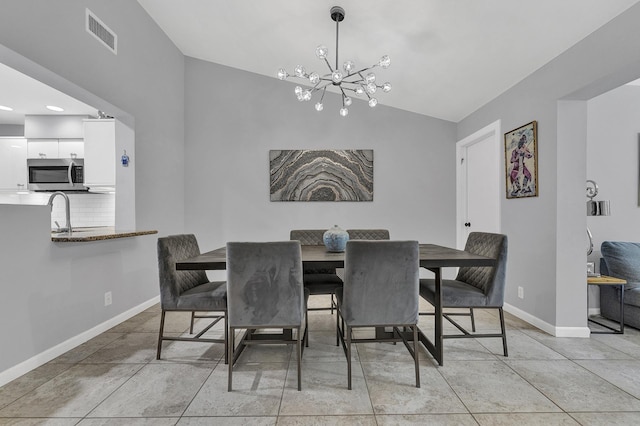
left=27, top=139, right=58, bottom=159
left=27, top=139, right=85, bottom=159
left=83, top=119, right=116, bottom=188
left=58, top=139, right=84, bottom=158
left=0, top=138, right=28, bottom=191
left=24, top=115, right=87, bottom=139
left=83, top=118, right=135, bottom=229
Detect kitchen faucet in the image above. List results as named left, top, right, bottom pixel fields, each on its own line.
left=47, top=191, right=72, bottom=234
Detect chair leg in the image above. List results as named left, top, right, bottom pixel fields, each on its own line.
left=305, top=310, right=309, bottom=348
left=228, top=327, right=235, bottom=392
left=297, top=327, right=302, bottom=391
left=413, top=325, right=420, bottom=388
left=336, top=303, right=340, bottom=346
left=470, top=308, right=476, bottom=332
left=224, top=312, right=229, bottom=365
left=499, top=307, right=508, bottom=357
left=190, top=311, right=196, bottom=334
left=346, top=325, right=352, bottom=390
left=330, top=293, right=335, bottom=315
left=156, top=310, right=166, bottom=360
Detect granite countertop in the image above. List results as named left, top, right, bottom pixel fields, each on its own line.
left=51, top=226, right=157, bottom=242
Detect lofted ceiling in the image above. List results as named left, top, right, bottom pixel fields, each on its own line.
left=1, top=1, right=639, bottom=127
left=0, top=62, right=96, bottom=127
left=137, top=0, right=640, bottom=122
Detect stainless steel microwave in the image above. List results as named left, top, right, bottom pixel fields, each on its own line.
left=27, top=158, right=87, bottom=191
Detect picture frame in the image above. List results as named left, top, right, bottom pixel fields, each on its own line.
left=504, top=121, right=538, bottom=199
left=269, top=149, right=374, bottom=202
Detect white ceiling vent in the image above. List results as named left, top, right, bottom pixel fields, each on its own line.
left=86, top=9, right=117, bottom=54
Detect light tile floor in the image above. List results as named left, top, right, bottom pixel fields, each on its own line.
left=1, top=297, right=640, bottom=425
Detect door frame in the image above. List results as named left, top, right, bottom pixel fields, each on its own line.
left=456, top=119, right=502, bottom=249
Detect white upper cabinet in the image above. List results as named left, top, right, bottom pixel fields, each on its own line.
left=58, top=139, right=84, bottom=158
left=27, top=139, right=85, bottom=159
left=0, top=138, right=28, bottom=191
left=27, top=139, right=58, bottom=158
left=24, top=115, right=86, bottom=139
left=25, top=115, right=88, bottom=159
left=83, top=119, right=116, bottom=188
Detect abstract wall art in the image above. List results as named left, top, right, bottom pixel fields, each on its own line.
left=269, top=150, right=374, bottom=201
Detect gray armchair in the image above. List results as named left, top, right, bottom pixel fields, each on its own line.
left=419, top=232, right=508, bottom=356
left=290, top=229, right=343, bottom=314
left=336, top=240, right=421, bottom=389
left=156, top=234, right=227, bottom=362
left=226, top=241, right=309, bottom=391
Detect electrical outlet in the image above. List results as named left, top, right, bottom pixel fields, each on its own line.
left=517, top=286, right=524, bottom=299
left=104, top=291, right=112, bottom=306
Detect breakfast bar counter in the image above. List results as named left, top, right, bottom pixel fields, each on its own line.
left=50, top=227, right=157, bottom=242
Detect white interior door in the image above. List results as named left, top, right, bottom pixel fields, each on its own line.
left=456, top=120, right=501, bottom=249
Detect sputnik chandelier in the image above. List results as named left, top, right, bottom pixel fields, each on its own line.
left=277, top=6, right=391, bottom=117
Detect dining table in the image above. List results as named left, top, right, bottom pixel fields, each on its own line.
left=176, top=243, right=495, bottom=366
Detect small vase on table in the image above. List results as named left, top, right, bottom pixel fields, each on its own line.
left=323, top=225, right=349, bottom=252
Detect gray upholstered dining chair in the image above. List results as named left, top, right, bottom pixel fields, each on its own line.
left=226, top=241, right=309, bottom=391
left=419, top=232, right=509, bottom=356
left=290, top=229, right=343, bottom=314
left=346, top=229, right=390, bottom=240
left=156, top=234, right=227, bottom=362
left=336, top=240, right=421, bottom=389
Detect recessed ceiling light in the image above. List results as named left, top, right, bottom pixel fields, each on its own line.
left=0, top=105, right=13, bottom=111
left=46, top=105, right=64, bottom=112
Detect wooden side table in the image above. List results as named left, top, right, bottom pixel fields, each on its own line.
left=587, top=275, right=626, bottom=334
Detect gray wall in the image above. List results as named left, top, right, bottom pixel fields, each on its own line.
left=0, top=205, right=157, bottom=378
left=584, top=84, right=640, bottom=311
left=0, top=0, right=184, bottom=378
left=0, top=0, right=185, bottom=234
left=184, top=57, right=457, bottom=265
left=457, top=3, right=640, bottom=329
left=587, top=85, right=640, bottom=262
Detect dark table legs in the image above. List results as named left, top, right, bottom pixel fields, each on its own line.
left=381, top=267, right=445, bottom=366
left=417, top=267, right=443, bottom=366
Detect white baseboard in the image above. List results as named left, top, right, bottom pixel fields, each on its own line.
left=554, top=326, right=591, bottom=338
left=589, top=308, right=601, bottom=316
left=504, top=303, right=591, bottom=338
left=0, top=296, right=159, bottom=388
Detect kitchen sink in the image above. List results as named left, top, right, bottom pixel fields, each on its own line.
left=51, top=230, right=86, bottom=235
left=51, top=227, right=108, bottom=235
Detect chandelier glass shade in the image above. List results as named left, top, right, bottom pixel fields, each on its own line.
left=277, top=6, right=391, bottom=117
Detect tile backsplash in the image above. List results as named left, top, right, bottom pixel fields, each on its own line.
left=0, top=192, right=115, bottom=228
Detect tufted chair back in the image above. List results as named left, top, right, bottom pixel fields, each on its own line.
left=157, top=234, right=209, bottom=310
left=346, top=229, right=390, bottom=240
left=290, top=229, right=337, bottom=273
left=290, top=229, right=325, bottom=245
left=455, top=232, right=508, bottom=307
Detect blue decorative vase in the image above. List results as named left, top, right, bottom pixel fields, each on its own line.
left=323, top=225, right=349, bottom=252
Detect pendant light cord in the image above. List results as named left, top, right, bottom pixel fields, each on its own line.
left=335, top=17, right=339, bottom=71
